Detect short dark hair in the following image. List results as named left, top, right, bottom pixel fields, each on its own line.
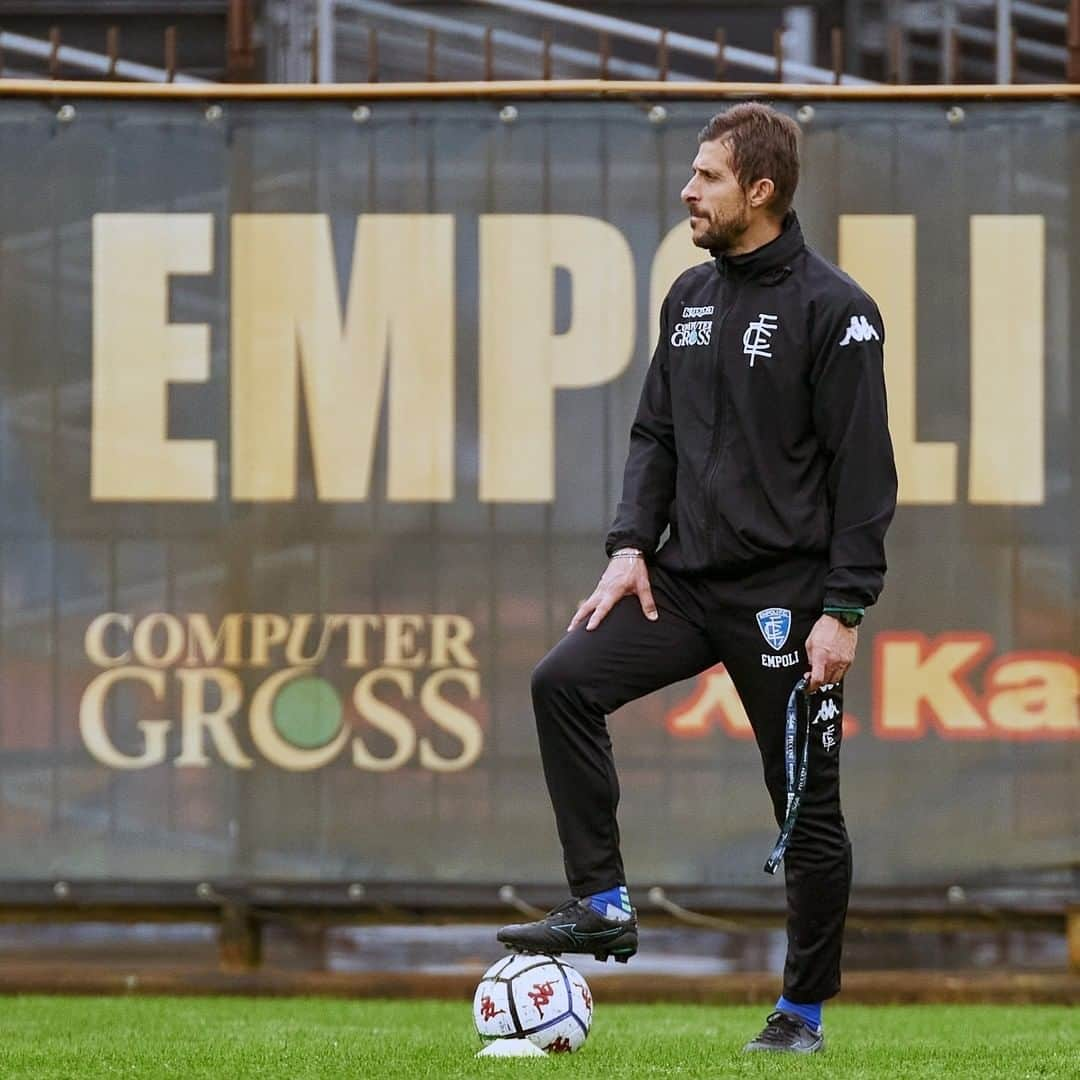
left=698, top=103, right=800, bottom=218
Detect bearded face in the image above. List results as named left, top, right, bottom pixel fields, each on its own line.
left=681, top=139, right=755, bottom=253
left=690, top=188, right=752, bottom=253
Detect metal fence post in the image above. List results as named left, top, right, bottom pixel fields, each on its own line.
left=995, top=0, right=1012, bottom=84
left=317, top=0, right=336, bottom=84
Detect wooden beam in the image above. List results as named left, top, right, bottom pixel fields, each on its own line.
left=164, top=26, right=177, bottom=84
left=367, top=25, right=378, bottom=83
left=4, top=79, right=1080, bottom=102
left=949, top=26, right=962, bottom=84
left=0, top=965, right=1072, bottom=1004
left=1069, top=0, right=1080, bottom=82
left=106, top=25, right=119, bottom=80
left=226, top=0, right=254, bottom=82
left=714, top=28, right=726, bottom=82
left=48, top=26, right=60, bottom=79
left=426, top=28, right=437, bottom=82
left=888, top=23, right=902, bottom=84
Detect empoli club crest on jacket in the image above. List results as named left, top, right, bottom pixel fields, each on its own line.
left=756, top=608, right=792, bottom=651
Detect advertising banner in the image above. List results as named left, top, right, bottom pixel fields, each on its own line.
left=0, top=96, right=1075, bottom=888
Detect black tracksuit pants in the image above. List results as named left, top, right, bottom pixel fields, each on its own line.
left=530, top=561, right=851, bottom=1004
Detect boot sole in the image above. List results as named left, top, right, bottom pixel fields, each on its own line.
left=743, top=1042, right=824, bottom=1054
left=501, top=938, right=638, bottom=964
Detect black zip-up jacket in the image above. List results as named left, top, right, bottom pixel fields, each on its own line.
left=606, top=212, right=897, bottom=609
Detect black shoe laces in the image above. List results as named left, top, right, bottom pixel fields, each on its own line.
left=543, top=898, right=581, bottom=919
left=756, top=1011, right=808, bottom=1045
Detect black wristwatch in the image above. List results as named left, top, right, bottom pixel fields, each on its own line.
left=824, top=606, right=864, bottom=628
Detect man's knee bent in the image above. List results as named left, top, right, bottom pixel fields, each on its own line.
left=531, top=633, right=609, bottom=718
left=531, top=640, right=581, bottom=708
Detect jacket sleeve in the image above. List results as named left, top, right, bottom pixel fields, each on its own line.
left=811, top=297, right=898, bottom=609
left=604, top=301, right=678, bottom=557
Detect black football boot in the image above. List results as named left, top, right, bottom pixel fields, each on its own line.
left=743, top=1011, right=825, bottom=1054
left=496, top=898, right=638, bottom=963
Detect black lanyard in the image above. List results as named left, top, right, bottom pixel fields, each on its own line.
left=763, top=676, right=812, bottom=875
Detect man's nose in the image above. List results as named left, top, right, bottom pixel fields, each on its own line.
left=681, top=183, right=695, bottom=204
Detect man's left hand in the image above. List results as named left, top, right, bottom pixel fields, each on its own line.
left=805, top=615, right=858, bottom=691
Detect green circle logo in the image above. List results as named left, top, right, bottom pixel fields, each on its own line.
left=271, top=677, right=344, bottom=749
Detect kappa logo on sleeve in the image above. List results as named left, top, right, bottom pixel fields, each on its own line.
left=838, top=314, right=880, bottom=346
left=755, top=607, right=791, bottom=651
left=813, top=697, right=841, bottom=725
left=812, top=693, right=841, bottom=752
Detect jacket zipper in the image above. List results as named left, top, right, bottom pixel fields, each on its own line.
left=701, top=281, right=742, bottom=545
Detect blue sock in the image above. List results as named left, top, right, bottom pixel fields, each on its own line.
left=585, top=885, right=632, bottom=921
left=776, top=995, right=822, bottom=1031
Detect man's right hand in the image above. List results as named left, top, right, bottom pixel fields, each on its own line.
left=567, top=552, right=658, bottom=632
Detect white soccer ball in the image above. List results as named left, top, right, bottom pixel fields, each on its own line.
left=473, top=953, right=593, bottom=1054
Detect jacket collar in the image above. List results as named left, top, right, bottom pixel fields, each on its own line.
left=712, top=210, right=805, bottom=283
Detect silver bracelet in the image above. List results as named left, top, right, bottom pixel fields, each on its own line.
left=611, top=548, right=644, bottom=559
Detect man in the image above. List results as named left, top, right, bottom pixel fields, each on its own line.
left=497, top=103, right=897, bottom=1054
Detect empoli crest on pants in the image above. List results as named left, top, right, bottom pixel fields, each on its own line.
left=756, top=608, right=792, bottom=651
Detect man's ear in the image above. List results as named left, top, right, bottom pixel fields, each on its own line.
left=747, top=177, right=776, bottom=209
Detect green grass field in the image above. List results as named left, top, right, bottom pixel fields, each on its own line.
left=0, top=997, right=1075, bottom=1079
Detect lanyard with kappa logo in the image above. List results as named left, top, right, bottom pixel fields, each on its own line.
left=763, top=676, right=813, bottom=875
